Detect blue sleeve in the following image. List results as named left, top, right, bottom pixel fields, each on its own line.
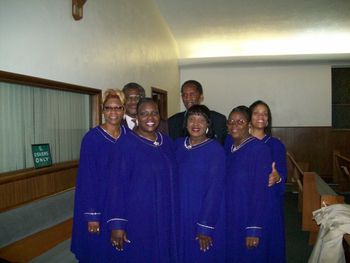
left=75, top=132, right=101, bottom=222
left=106, top=139, right=133, bottom=231
left=246, top=144, right=272, bottom=238
left=223, top=135, right=233, bottom=153
left=197, top=145, right=226, bottom=237
left=271, top=139, right=287, bottom=195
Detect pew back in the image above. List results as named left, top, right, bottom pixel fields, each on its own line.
left=302, top=172, right=344, bottom=244
left=287, top=152, right=309, bottom=212
left=333, top=150, right=350, bottom=192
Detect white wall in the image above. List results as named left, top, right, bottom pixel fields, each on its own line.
left=0, top=0, right=180, bottom=115
left=180, top=62, right=343, bottom=126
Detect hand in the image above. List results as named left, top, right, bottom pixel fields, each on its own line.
left=87, top=221, right=100, bottom=234
left=196, top=233, right=213, bottom=252
left=246, top=236, right=259, bottom=249
left=268, top=162, right=281, bottom=187
left=111, top=229, right=130, bottom=251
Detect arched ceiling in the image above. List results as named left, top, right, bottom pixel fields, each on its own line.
left=154, top=0, right=350, bottom=61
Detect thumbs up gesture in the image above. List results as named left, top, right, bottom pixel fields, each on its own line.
left=268, top=162, right=281, bottom=187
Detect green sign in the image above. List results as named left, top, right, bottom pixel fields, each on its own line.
left=31, top=144, right=52, bottom=169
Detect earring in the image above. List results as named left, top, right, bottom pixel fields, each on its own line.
left=206, top=128, right=209, bottom=134
left=248, top=124, right=252, bottom=134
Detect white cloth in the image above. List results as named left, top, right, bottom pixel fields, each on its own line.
left=308, top=204, right=350, bottom=263
left=124, top=114, right=136, bottom=129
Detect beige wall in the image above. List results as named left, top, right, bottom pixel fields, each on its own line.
left=0, top=0, right=180, bottom=115
left=180, top=61, right=350, bottom=126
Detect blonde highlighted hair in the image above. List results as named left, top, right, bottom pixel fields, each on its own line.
left=102, top=89, right=126, bottom=108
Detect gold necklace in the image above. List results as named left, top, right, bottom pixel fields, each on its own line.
left=135, top=131, right=162, bottom=147
left=231, top=136, right=254, bottom=153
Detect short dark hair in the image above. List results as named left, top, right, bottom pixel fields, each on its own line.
left=123, top=82, right=145, bottom=98
left=136, top=97, right=158, bottom=113
left=185, top=104, right=214, bottom=138
left=229, top=105, right=251, bottom=122
left=249, top=100, right=272, bottom=135
left=181, top=80, right=203, bottom=95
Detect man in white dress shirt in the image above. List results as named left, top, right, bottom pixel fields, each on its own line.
left=122, top=82, right=145, bottom=130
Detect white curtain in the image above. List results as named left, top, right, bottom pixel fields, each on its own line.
left=0, top=82, right=90, bottom=173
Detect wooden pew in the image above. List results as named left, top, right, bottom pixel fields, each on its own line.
left=344, top=234, right=350, bottom=263
left=286, top=152, right=309, bottom=212
left=302, top=172, right=345, bottom=245
left=0, top=189, right=74, bottom=262
left=333, top=150, right=350, bottom=192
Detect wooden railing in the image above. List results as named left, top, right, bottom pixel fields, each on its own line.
left=286, top=151, right=309, bottom=212
left=333, top=150, right=350, bottom=192
left=302, top=172, right=344, bottom=245
left=0, top=160, right=78, bottom=212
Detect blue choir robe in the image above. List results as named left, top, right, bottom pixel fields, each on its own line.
left=223, top=134, right=233, bottom=153
left=106, top=131, right=178, bottom=263
left=263, top=135, right=287, bottom=263
left=225, top=137, right=273, bottom=263
left=175, top=137, right=226, bottom=263
left=71, top=125, right=128, bottom=262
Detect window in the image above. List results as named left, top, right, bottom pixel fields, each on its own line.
left=0, top=71, right=101, bottom=174
left=332, top=67, right=350, bottom=129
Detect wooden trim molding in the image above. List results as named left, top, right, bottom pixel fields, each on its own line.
left=0, top=161, right=78, bottom=185
left=0, top=70, right=102, bottom=127
left=0, top=161, right=78, bottom=212
left=0, top=70, right=99, bottom=95
left=0, top=218, right=73, bottom=262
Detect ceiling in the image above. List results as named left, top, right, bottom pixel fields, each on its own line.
left=154, top=0, right=350, bottom=62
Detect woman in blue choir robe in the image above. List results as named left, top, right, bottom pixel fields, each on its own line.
left=71, top=89, right=127, bottom=262
left=225, top=105, right=273, bottom=263
left=249, top=100, right=287, bottom=263
left=175, top=105, right=225, bottom=263
left=107, top=98, right=177, bottom=263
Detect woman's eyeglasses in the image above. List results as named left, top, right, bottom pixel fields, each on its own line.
left=104, top=106, right=125, bottom=112
left=227, top=119, right=247, bottom=126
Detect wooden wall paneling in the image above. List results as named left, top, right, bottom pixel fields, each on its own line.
left=273, top=127, right=350, bottom=182
left=0, top=161, right=78, bottom=211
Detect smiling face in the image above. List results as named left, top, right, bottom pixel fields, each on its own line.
left=102, top=97, right=125, bottom=127
left=227, top=111, right=250, bottom=143
left=124, top=88, right=141, bottom=117
left=186, top=113, right=208, bottom=143
left=181, top=84, right=203, bottom=110
left=136, top=101, right=160, bottom=137
left=251, top=103, right=269, bottom=130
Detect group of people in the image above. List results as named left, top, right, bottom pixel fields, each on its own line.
left=71, top=80, right=287, bottom=263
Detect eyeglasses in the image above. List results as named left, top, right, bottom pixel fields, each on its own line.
left=227, top=119, right=247, bottom=126
left=126, top=95, right=141, bottom=102
left=104, top=105, right=124, bottom=112
left=138, top=111, right=159, bottom=117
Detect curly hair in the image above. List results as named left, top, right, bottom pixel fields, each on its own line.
left=102, top=89, right=126, bottom=108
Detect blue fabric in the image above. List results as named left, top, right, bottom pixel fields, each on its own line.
left=223, top=134, right=233, bottom=153
left=263, top=135, right=287, bottom=263
left=262, top=135, right=287, bottom=195
left=225, top=137, right=272, bottom=263
left=175, top=137, right=225, bottom=263
left=106, top=131, right=178, bottom=263
left=71, top=126, right=128, bottom=262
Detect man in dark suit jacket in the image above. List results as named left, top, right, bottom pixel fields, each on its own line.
left=168, top=80, right=227, bottom=144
